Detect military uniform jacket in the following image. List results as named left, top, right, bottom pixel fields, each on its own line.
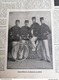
left=8, top=25, right=21, bottom=42
left=20, top=26, right=32, bottom=40
left=40, top=23, right=51, bottom=40
left=30, top=22, right=41, bottom=38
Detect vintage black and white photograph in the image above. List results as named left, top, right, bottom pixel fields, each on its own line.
left=7, top=11, right=53, bottom=69
left=54, top=0, right=59, bottom=6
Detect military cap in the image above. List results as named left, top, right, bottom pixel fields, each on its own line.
left=40, top=17, right=44, bottom=21
left=15, top=20, right=20, bottom=23
left=25, top=20, right=29, bottom=23
left=32, top=17, right=36, bottom=19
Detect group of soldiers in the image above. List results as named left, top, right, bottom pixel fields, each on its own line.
left=8, top=17, right=51, bottom=62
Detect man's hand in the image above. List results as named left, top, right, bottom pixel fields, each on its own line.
left=17, top=34, right=19, bottom=37
left=22, top=40, right=25, bottom=43
left=44, top=32, right=49, bottom=36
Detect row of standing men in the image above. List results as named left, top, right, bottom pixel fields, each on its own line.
left=8, top=17, right=51, bottom=62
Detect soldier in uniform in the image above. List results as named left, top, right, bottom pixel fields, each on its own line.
left=40, top=17, right=51, bottom=62
left=20, top=20, right=32, bottom=59
left=8, top=20, right=21, bottom=61
left=21, top=20, right=32, bottom=41
left=30, top=17, right=41, bottom=51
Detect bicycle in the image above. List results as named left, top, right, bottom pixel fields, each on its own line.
left=11, top=36, right=45, bottom=61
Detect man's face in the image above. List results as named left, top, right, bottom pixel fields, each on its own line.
left=32, top=18, right=36, bottom=23
left=25, top=22, right=29, bottom=26
left=16, top=22, right=20, bottom=26
left=41, top=19, right=45, bottom=24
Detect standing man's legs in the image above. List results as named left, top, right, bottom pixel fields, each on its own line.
left=12, top=41, right=19, bottom=60
left=37, top=40, right=46, bottom=60
left=43, top=39, right=51, bottom=62
left=30, top=36, right=37, bottom=51
left=18, top=40, right=28, bottom=59
left=40, top=40, right=46, bottom=60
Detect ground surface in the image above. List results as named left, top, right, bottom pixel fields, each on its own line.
left=7, top=51, right=53, bottom=69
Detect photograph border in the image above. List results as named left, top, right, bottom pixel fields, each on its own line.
left=6, top=9, right=54, bottom=72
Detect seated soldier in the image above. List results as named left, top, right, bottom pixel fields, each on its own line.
left=8, top=20, right=21, bottom=61
left=30, top=17, right=41, bottom=51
